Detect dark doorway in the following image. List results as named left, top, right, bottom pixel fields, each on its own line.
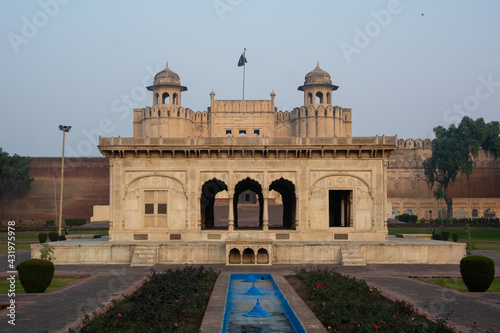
left=233, top=178, right=263, bottom=228
left=329, top=190, right=352, bottom=227
left=269, top=178, right=296, bottom=229
left=201, top=178, right=228, bottom=228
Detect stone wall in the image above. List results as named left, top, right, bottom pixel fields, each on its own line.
left=1, top=139, right=499, bottom=223
left=0, top=157, right=109, bottom=222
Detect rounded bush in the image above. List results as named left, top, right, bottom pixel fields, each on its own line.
left=460, top=256, right=495, bottom=292
left=433, top=234, right=442, bottom=240
left=38, top=233, right=48, bottom=243
left=58, top=235, right=66, bottom=241
left=17, top=259, right=55, bottom=293
left=452, top=233, right=459, bottom=242
left=48, top=231, right=59, bottom=242
left=441, top=231, right=450, bottom=241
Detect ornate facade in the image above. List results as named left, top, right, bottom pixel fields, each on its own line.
left=34, top=62, right=465, bottom=266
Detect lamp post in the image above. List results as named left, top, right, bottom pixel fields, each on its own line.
left=58, top=125, right=71, bottom=236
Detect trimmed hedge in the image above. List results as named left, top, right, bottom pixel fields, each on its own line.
left=452, top=233, right=459, bottom=242
left=58, top=235, right=66, bottom=241
left=17, top=259, right=55, bottom=293
left=65, top=218, right=87, bottom=227
left=404, top=217, right=500, bottom=225
left=48, top=231, right=59, bottom=242
left=396, top=214, right=418, bottom=222
left=46, top=220, right=55, bottom=227
left=433, top=234, right=442, bottom=240
left=441, top=231, right=450, bottom=241
left=460, top=256, right=495, bottom=292
left=38, top=233, right=48, bottom=243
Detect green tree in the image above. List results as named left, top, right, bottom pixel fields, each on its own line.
left=0, top=148, right=34, bottom=196
left=423, top=117, right=500, bottom=219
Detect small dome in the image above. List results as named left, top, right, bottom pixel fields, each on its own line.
left=153, top=62, right=181, bottom=86
left=304, top=62, right=332, bottom=85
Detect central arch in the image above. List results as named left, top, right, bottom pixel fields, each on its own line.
left=269, top=178, right=296, bottom=228
left=233, top=177, right=263, bottom=228
left=201, top=178, right=228, bottom=228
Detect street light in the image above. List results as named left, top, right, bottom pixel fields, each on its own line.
left=58, top=125, right=71, bottom=236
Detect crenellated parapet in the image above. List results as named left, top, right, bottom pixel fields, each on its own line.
left=396, top=138, right=432, bottom=150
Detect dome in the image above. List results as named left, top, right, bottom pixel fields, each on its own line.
left=304, top=62, right=332, bottom=85
left=153, top=62, right=181, bottom=86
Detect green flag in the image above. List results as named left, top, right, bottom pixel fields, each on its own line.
left=238, top=51, right=247, bottom=67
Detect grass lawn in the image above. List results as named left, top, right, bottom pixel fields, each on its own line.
left=417, top=278, right=500, bottom=293
left=388, top=227, right=500, bottom=241
left=0, top=229, right=109, bottom=252
left=0, top=277, right=84, bottom=294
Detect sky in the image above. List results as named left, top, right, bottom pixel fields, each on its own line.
left=1, top=0, right=499, bottom=157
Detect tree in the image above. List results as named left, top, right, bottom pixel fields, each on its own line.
left=423, top=117, right=500, bottom=219
left=0, top=148, right=34, bottom=196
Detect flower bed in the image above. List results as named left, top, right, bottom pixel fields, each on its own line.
left=291, top=268, right=453, bottom=332
left=74, top=266, right=219, bottom=332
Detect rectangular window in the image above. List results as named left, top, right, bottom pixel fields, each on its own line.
left=145, top=203, right=154, bottom=214
left=226, top=130, right=232, bottom=136
left=254, top=129, right=260, bottom=136
left=329, top=190, right=352, bottom=227
left=158, top=203, right=167, bottom=214
left=239, top=130, right=246, bottom=136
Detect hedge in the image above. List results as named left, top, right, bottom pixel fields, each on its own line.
left=65, top=218, right=87, bottom=227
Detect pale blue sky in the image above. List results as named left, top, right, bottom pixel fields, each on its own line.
left=1, top=0, right=499, bottom=157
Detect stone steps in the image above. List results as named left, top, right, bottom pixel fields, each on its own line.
left=130, top=246, right=157, bottom=266
left=340, top=247, right=366, bottom=266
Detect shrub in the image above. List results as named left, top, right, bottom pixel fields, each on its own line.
left=39, top=243, right=56, bottom=262
left=452, top=233, right=459, bottom=242
left=396, top=214, right=418, bottom=223
left=433, top=234, right=442, bottom=240
left=17, top=259, right=55, bottom=293
left=58, top=235, right=66, bottom=241
left=38, top=232, right=48, bottom=243
left=460, top=256, right=495, bottom=292
left=65, top=218, right=87, bottom=227
left=46, top=220, right=55, bottom=227
left=441, top=231, right=450, bottom=241
left=48, top=231, right=59, bottom=242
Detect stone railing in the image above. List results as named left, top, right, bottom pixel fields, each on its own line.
left=99, top=135, right=397, bottom=147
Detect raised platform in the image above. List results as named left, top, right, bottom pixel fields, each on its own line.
left=30, top=236, right=466, bottom=266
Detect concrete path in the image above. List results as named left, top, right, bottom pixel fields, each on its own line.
left=0, top=251, right=498, bottom=332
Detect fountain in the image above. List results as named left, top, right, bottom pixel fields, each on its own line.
left=222, top=273, right=305, bottom=333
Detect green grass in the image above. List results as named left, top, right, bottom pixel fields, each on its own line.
left=0, top=277, right=84, bottom=294
left=417, top=278, right=500, bottom=293
left=388, top=227, right=500, bottom=241
left=0, top=229, right=109, bottom=252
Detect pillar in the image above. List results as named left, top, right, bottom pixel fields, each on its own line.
left=263, top=193, right=269, bottom=231
left=228, top=195, right=234, bottom=231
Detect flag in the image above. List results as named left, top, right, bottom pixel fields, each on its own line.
left=238, top=51, right=247, bottom=67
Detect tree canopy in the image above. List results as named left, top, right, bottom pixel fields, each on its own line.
left=0, top=148, right=34, bottom=196
left=423, top=117, right=500, bottom=219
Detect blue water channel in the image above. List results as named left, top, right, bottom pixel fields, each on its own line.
left=222, top=273, right=306, bottom=333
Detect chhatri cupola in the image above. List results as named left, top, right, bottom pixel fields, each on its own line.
left=298, top=62, right=339, bottom=107
left=147, top=62, right=187, bottom=106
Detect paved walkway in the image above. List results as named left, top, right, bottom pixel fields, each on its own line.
left=0, top=251, right=499, bottom=332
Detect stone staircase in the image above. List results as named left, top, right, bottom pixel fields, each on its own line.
left=130, top=246, right=157, bottom=266
left=340, top=246, right=366, bottom=266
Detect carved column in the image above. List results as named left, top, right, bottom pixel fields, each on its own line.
left=228, top=195, right=234, bottom=231
left=263, top=193, right=269, bottom=231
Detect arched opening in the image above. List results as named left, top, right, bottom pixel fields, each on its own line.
left=484, top=208, right=496, bottom=218
left=392, top=209, right=400, bottom=217
left=229, top=248, right=241, bottom=264
left=326, top=92, right=331, bottom=104
left=162, top=92, right=170, bottom=104
left=173, top=93, right=178, bottom=105
left=403, top=208, right=416, bottom=215
left=257, top=249, right=269, bottom=264
left=307, top=92, right=313, bottom=105
left=268, top=178, right=296, bottom=229
left=471, top=208, right=479, bottom=218
left=242, top=248, right=255, bottom=264
left=233, top=178, right=263, bottom=228
left=155, top=93, right=159, bottom=105
left=438, top=208, right=447, bottom=219
left=455, top=208, right=467, bottom=219
left=201, top=178, right=228, bottom=228
left=315, top=91, right=323, bottom=104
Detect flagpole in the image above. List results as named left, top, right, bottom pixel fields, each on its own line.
left=242, top=48, right=246, bottom=100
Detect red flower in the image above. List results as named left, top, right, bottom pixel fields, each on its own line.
left=117, top=313, right=122, bottom=318
left=375, top=325, right=379, bottom=330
